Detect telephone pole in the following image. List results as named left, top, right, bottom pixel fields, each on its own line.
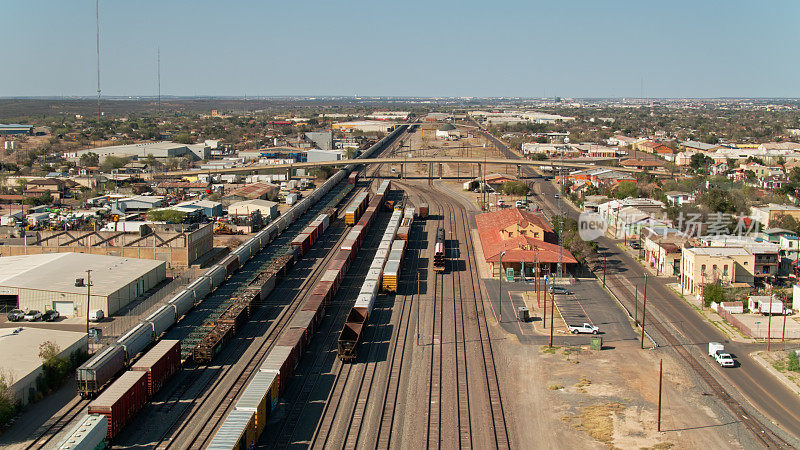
left=641, top=275, right=648, bottom=349
left=549, top=291, right=555, bottom=348
left=95, top=0, right=101, bottom=122
left=657, top=359, right=663, bottom=432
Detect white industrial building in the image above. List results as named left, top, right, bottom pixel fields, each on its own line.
left=0, top=327, right=87, bottom=406
left=227, top=199, right=279, bottom=220
left=66, top=141, right=210, bottom=162
left=0, top=253, right=166, bottom=317
left=307, top=149, right=343, bottom=163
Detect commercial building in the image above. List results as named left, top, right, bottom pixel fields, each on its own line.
left=0, top=253, right=166, bottom=317
left=0, top=223, right=213, bottom=267
left=0, top=327, right=87, bottom=406
left=224, top=182, right=279, bottom=202
left=227, top=199, right=279, bottom=220
left=306, top=149, right=343, bottom=163
left=68, top=141, right=210, bottom=162
left=304, top=131, right=333, bottom=150
left=751, top=203, right=800, bottom=228
left=475, top=208, right=576, bottom=278
left=110, top=195, right=164, bottom=214
left=681, top=247, right=755, bottom=297
left=641, top=228, right=688, bottom=277
left=174, top=199, right=223, bottom=217
left=332, top=121, right=398, bottom=133
left=0, top=124, right=34, bottom=135
left=697, top=235, right=780, bottom=284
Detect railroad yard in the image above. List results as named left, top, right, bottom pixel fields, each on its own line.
left=7, top=123, right=793, bottom=450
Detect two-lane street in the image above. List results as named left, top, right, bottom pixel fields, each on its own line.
left=476, top=120, right=800, bottom=443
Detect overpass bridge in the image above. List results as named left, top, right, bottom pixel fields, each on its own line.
left=154, top=156, right=662, bottom=179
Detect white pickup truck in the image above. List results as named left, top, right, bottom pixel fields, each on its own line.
left=708, top=342, right=735, bottom=367
left=569, top=323, right=599, bottom=334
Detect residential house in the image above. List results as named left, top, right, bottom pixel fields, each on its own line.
left=698, top=235, right=780, bottom=285
left=664, top=191, right=695, bottom=206
left=597, top=198, right=665, bottom=238
left=778, top=234, right=800, bottom=276
left=227, top=199, right=279, bottom=220
left=620, top=159, right=665, bottom=170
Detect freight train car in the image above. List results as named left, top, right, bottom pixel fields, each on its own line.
left=55, top=413, right=108, bottom=450
left=76, top=344, right=126, bottom=398
left=433, top=227, right=446, bottom=272
left=88, top=370, right=149, bottom=440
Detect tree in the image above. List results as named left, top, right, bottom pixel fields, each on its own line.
left=99, top=156, right=130, bottom=173
left=39, top=341, right=69, bottom=392
left=613, top=181, right=637, bottom=199
left=689, top=153, right=713, bottom=170
left=174, top=132, right=193, bottom=144
left=500, top=181, right=529, bottom=196
left=317, top=165, right=335, bottom=179
left=702, top=282, right=726, bottom=308
left=0, top=373, right=16, bottom=428
left=146, top=209, right=187, bottom=223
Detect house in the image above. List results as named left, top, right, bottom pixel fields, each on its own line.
left=664, top=191, right=695, bottom=206
left=777, top=234, right=800, bottom=276
left=435, top=123, right=460, bottom=140
left=175, top=199, right=223, bottom=217
left=224, top=182, right=279, bottom=202
left=565, top=168, right=635, bottom=188
left=750, top=203, right=800, bottom=228
left=760, top=175, right=787, bottom=190
left=709, top=162, right=729, bottom=175
left=475, top=208, right=576, bottom=278
left=681, top=247, right=755, bottom=297
left=596, top=198, right=665, bottom=238
left=156, top=181, right=211, bottom=195
left=110, top=195, right=164, bottom=214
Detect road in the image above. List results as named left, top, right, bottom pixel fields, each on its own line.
left=474, top=119, right=800, bottom=444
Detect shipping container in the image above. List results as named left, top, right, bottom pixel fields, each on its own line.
left=419, top=203, right=429, bottom=219
left=76, top=344, right=126, bottom=398
left=382, top=259, right=400, bottom=293
left=131, top=340, right=181, bottom=397
left=88, top=370, right=148, bottom=439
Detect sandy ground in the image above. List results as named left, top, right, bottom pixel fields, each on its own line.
left=496, top=334, right=756, bottom=449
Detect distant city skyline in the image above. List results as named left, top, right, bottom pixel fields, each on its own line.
left=1, top=1, right=798, bottom=98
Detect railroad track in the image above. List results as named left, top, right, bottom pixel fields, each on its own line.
left=603, top=269, right=792, bottom=448
left=153, top=187, right=366, bottom=449
left=25, top=397, right=89, bottom=449
left=275, top=201, right=390, bottom=449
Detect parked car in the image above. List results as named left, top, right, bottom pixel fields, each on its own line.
left=89, top=309, right=104, bottom=322
left=24, top=310, right=43, bottom=321
left=549, top=286, right=572, bottom=295
left=630, top=241, right=640, bottom=249
left=569, top=323, right=600, bottom=334
left=553, top=194, right=560, bottom=199
left=7, top=309, right=25, bottom=322
left=42, top=310, right=60, bottom=322
left=515, top=200, right=526, bottom=207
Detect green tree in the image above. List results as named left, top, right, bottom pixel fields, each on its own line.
left=702, top=282, right=726, bottom=308
left=500, top=181, right=529, bottom=196
left=39, top=341, right=70, bottom=392
left=146, top=209, right=187, bottom=223
left=99, top=156, right=131, bottom=172
left=174, top=132, right=193, bottom=144
left=690, top=153, right=713, bottom=170
left=613, top=181, right=638, bottom=199
left=0, top=373, right=16, bottom=428
left=317, top=165, right=335, bottom=179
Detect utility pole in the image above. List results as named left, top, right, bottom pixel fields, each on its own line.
left=95, top=0, right=101, bottom=122
left=635, top=283, right=639, bottom=327
left=657, top=359, right=663, bottom=432
left=498, top=251, right=506, bottom=323
left=602, top=252, right=606, bottom=287
left=549, top=290, right=555, bottom=348
left=641, top=274, right=648, bottom=349
left=767, top=303, right=773, bottom=351
left=157, top=47, right=161, bottom=116
left=85, top=270, right=92, bottom=336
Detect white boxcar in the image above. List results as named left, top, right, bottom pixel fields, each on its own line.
left=207, top=409, right=255, bottom=450
left=143, top=304, right=176, bottom=339
left=116, top=322, right=152, bottom=361
left=204, top=265, right=226, bottom=289
left=169, top=289, right=195, bottom=318
left=186, top=277, right=212, bottom=301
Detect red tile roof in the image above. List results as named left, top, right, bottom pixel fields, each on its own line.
left=475, top=208, right=576, bottom=264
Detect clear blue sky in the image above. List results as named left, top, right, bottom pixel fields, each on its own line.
left=1, top=1, right=798, bottom=98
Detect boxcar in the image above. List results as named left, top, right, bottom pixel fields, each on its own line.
left=88, top=370, right=148, bottom=439
left=116, top=322, right=153, bottom=362
left=131, top=340, right=181, bottom=397
left=55, top=414, right=107, bottom=450
left=76, top=344, right=126, bottom=398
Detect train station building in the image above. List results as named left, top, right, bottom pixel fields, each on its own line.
left=475, top=208, right=577, bottom=278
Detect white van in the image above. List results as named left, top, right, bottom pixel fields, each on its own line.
left=88, top=309, right=105, bottom=322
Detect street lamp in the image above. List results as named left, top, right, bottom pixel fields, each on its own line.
left=499, top=251, right=506, bottom=323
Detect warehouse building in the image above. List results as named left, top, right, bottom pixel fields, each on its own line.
left=0, top=327, right=87, bottom=406
left=0, top=253, right=166, bottom=317
left=0, top=123, right=34, bottom=135
left=307, top=149, right=343, bottom=163
left=227, top=199, right=279, bottom=220
left=68, top=141, right=210, bottom=162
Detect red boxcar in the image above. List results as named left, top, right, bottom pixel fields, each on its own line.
left=131, top=340, right=181, bottom=397
left=277, top=327, right=308, bottom=357
left=88, top=370, right=148, bottom=439
left=348, top=172, right=359, bottom=184
left=290, top=233, right=312, bottom=255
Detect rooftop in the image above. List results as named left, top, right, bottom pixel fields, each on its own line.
left=685, top=247, right=751, bottom=257
left=0, top=253, right=164, bottom=296
left=0, top=327, right=86, bottom=386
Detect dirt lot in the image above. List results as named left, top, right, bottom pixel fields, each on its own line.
left=494, top=321, right=761, bottom=449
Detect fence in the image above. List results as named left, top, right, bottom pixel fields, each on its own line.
left=97, top=269, right=198, bottom=344
left=716, top=305, right=800, bottom=339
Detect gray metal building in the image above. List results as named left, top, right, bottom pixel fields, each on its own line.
left=0, top=253, right=166, bottom=317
